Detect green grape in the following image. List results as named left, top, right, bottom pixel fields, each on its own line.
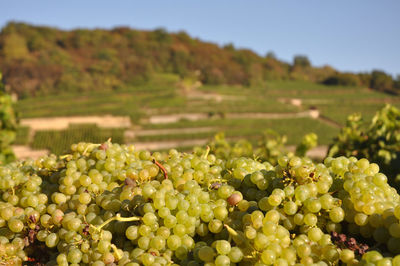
left=262, top=221, right=277, bottom=236
left=67, top=217, right=81, bottom=231
left=167, top=235, right=181, bottom=250
left=67, top=248, right=82, bottom=264
left=97, top=240, right=111, bottom=253
left=261, top=249, right=276, bottom=264
left=141, top=253, right=155, bottom=265
left=339, top=249, right=355, bottom=263
left=215, top=240, right=231, bottom=255
left=322, top=245, right=339, bottom=262
left=150, top=236, right=165, bottom=250
left=228, top=246, right=243, bottom=263
left=268, top=194, right=282, bottom=206
left=354, top=213, right=368, bottom=226
left=264, top=210, right=280, bottom=223
left=393, top=255, right=400, bottom=266
left=213, top=206, right=228, bottom=221
left=304, top=213, right=317, bottom=226
left=294, top=186, right=310, bottom=202
left=198, top=246, right=215, bottom=262
left=45, top=233, right=59, bottom=248
left=164, top=215, right=177, bottom=228
left=155, top=226, right=170, bottom=239
left=215, top=254, right=230, bottom=266
left=294, top=213, right=304, bottom=225
left=329, top=207, right=345, bottom=223
left=79, top=192, right=91, bottom=205
left=208, top=219, right=223, bottom=233
left=363, top=250, right=383, bottom=263
left=138, top=236, right=150, bottom=250
left=175, top=211, right=189, bottom=224
left=142, top=212, right=157, bottom=225
left=308, top=227, right=323, bottom=242
left=126, top=225, right=138, bottom=240
left=57, top=253, right=68, bottom=264
left=1, top=208, right=13, bottom=220
left=8, top=219, right=23, bottom=233
left=320, top=194, right=334, bottom=210
left=283, top=201, right=298, bottom=215
left=173, top=224, right=186, bottom=236
left=296, top=244, right=311, bottom=258
left=306, top=198, right=321, bottom=213
left=254, top=233, right=269, bottom=251
left=377, top=258, right=392, bottom=266
left=245, top=225, right=258, bottom=239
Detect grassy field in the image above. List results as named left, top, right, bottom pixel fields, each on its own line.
left=137, top=118, right=338, bottom=145
left=13, top=78, right=400, bottom=154
left=14, top=126, right=30, bottom=145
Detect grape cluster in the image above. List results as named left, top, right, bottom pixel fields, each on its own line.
left=326, top=156, right=400, bottom=256
left=0, top=141, right=400, bottom=265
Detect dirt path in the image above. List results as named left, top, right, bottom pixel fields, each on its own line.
left=21, top=115, right=131, bottom=131
left=226, top=110, right=319, bottom=119
left=125, top=127, right=218, bottom=139
left=146, top=110, right=321, bottom=124
left=287, top=145, right=329, bottom=159
left=317, top=115, right=342, bottom=128
left=133, top=139, right=210, bottom=150
left=306, top=145, right=329, bottom=158
left=12, top=145, right=48, bottom=160
left=146, top=113, right=209, bottom=124
left=183, top=85, right=242, bottom=102
left=185, top=91, right=241, bottom=102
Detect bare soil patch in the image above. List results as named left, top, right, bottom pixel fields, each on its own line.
left=125, top=127, right=217, bottom=139
left=12, top=145, right=48, bottom=160
left=21, top=115, right=131, bottom=131
left=145, top=110, right=321, bottom=124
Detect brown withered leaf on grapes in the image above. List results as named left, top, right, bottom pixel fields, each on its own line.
left=99, top=142, right=108, bottom=150
left=124, top=177, right=137, bottom=187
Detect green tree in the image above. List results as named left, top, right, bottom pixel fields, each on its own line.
left=265, top=51, right=276, bottom=59
left=370, top=70, right=393, bottom=91
left=293, top=55, right=311, bottom=68
left=394, top=75, right=400, bottom=90
left=322, top=73, right=361, bottom=87
left=2, top=33, right=29, bottom=60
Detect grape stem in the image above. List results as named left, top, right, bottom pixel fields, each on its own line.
left=90, top=213, right=140, bottom=232
left=59, top=154, right=72, bottom=161
left=224, top=224, right=255, bottom=252
left=111, top=244, right=123, bottom=261
left=202, top=145, right=210, bottom=159
left=153, top=159, right=168, bottom=179
left=82, top=143, right=101, bottom=156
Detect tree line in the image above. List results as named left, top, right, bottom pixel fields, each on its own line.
left=0, top=22, right=399, bottom=97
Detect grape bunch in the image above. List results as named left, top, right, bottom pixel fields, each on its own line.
left=0, top=140, right=400, bottom=265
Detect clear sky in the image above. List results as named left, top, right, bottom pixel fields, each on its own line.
left=1, top=0, right=399, bottom=76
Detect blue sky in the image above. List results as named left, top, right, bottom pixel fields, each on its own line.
left=1, top=0, right=399, bottom=76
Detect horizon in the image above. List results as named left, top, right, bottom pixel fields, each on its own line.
left=1, top=1, right=399, bottom=77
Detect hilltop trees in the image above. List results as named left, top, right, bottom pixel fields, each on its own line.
left=370, top=70, right=394, bottom=91
left=0, top=22, right=398, bottom=96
